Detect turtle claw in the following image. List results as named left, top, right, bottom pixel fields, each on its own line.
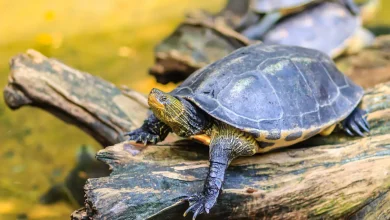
left=342, top=108, right=370, bottom=137
left=124, top=128, right=160, bottom=145
left=183, top=193, right=218, bottom=220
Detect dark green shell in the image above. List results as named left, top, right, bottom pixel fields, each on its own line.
left=171, top=43, right=363, bottom=137
left=262, top=2, right=360, bottom=58
left=252, top=0, right=314, bottom=13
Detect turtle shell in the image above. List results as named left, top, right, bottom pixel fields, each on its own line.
left=251, top=0, right=315, bottom=13
left=262, top=2, right=361, bottom=58
left=171, top=43, right=363, bottom=145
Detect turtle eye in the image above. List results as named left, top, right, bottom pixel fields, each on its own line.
left=160, top=96, right=167, bottom=102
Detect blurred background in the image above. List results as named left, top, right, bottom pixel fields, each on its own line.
left=0, top=0, right=389, bottom=219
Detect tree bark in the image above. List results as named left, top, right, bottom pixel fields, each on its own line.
left=3, top=49, right=148, bottom=147
left=69, top=81, right=390, bottom=220
left=3, top=38, right=390, bottom=220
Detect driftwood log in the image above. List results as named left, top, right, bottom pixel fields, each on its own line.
left=3, top=37, right=390, bottom=219
left=72, top=80, right=390, bottom=220
left=3, top=49, right=149, bottom=147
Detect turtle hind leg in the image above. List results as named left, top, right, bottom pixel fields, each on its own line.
left=184, top=123, right=257, bottom=219
left=341, top=108, right=370, bottom=137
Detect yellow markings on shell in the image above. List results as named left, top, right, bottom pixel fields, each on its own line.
left=197, top=56, right=246, bottom=90
left=255, top=122, right=337, bottom=153
left=258, top=45, right=277, bottom=52
left=290, top=57, right=316, bottom=64
left=230, top=76, right=255, bottom=97
left=263, top=59, right=290, bottom=75
left=319, top=124, right=336, bottom=136
left=255, top=129, right=305, bottom=153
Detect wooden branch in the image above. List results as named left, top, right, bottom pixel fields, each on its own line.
left=149, top=9, right=253, bottom=84
left=71, top=81, right=390, bottom=219
left=3, top=50, right=148, bottom=146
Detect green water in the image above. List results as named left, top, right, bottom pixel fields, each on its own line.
left=0, top=0, right=224, bottom=218
left=0, top=0, right=389, bottom=218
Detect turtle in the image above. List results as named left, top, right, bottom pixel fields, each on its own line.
left=238, top=0, right=360, bottom=40
left=125, top=43, right=370, bottom=219
left=262, top=2, right=375, bottom=58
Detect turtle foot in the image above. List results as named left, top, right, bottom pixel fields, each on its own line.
left=183, top=192, right=218, bottom=220
left=342, top=108, right=370, bottom=137
left=124, top=128, right=160, bottom=145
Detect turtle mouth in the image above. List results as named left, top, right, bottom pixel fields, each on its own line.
left=148, top=93, right=165, bottom=110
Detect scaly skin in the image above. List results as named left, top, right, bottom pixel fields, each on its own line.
left=124, top=114, right=171, bottom=145
left=184, top=122, right=257, bottom=219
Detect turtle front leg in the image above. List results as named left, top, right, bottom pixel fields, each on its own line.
left=184, top=123, right=257, bottom=219
left=124, top=114, right=171, bottom=145
left=184, top=161, right=227, bottom=219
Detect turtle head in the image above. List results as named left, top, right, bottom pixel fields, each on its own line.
left=148, top=88, right=183, bottom=124
left=148, top=88, right=210, bottom=137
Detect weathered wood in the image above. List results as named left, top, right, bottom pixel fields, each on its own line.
left=149, top=7, right=253, bottom=84
left=4, top=38, right=390, bottom=220
left=3, top=49, right=148, bottom=146
left=336, top=35, right=390, bottom=89
left=71, top=81, right=390, bottom=220
left=71, top=208, right=89, bottom=220
left=349, top=190, right=390, bottom=220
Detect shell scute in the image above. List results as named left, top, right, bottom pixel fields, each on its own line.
left=170, top=44, right=363, bottom=138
